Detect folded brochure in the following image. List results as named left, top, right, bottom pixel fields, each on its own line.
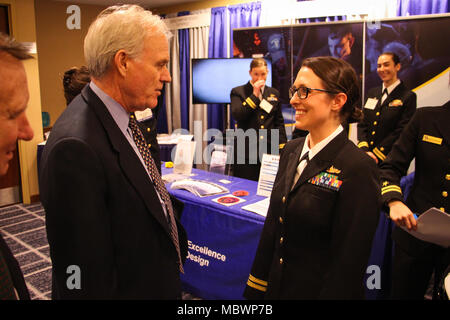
left=170, top=179, right=229, bottom=197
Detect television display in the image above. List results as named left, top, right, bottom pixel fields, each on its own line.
left=192, top=58, right=272, bottom=104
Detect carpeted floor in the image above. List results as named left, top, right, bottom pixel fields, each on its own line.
left=0, top=203, right=52, bottom=300
left=0, top=202, right=200, bottom=300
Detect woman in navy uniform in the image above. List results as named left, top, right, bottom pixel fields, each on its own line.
left=379, top=101, right=450, bottom=299
left=230, top=58, right=287, bottom=181
left=244, top=56, right=380, bottom=299
left=357, top=52, right=416, bottom=164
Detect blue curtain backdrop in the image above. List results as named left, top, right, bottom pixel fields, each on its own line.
left=179, top=11, right=190, bottom=130
left=227, top=2, right=261, bottom=129
left=207, top=7, right=228, bottom=132
left=207, top=3, right=261, bottom=132
left=228, top=2, right=261, bottom=58
left=397, top=0, right=448, bottom=15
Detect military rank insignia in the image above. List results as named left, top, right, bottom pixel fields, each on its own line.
left=326, top=166, right=341, bottom=174
left=389, top=99, right=403, bottom=107
left=308, top=172, right=342, bottom=191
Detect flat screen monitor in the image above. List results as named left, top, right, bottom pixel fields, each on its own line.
left=192, top=58, right=272, bottom=104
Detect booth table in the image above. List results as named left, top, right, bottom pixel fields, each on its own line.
left=162, top=166, right=266, bottom=300
left=164, top=165, right=414, bottom=300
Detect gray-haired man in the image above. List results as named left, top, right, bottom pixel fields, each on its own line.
left=39, top=5, right=187, bottom=299
left=0, top=33, right=34, bottom=300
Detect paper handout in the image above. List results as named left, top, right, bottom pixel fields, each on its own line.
left=256, top=154, right=280, bottom=197
left=170, top=179, right=229, bottom=197
left=401, top=207, right=450, bottom=247
left=242, top=197, right=270, bottom=217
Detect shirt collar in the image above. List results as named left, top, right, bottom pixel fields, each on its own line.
left=300, top=125, right=344, bottom=161
left=89, top=81, right=130, bottom=136
left=382, top=79, right=400, bottom=95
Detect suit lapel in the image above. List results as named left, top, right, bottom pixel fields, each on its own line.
left=290, top=131, right=348, bottom=193
left=81, top=86, right=171, bottom=236
left=282, top=139, right=304, bottom=195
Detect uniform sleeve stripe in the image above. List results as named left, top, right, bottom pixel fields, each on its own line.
left=381, top=185, right=402, bottom=195
left=245, top=97, right=257, bottom=109
left=372, top=147, right=386, bottom=161
left=358, top=141, right=369, bottom=148
left=249, top=274, right=268, bottom=286
left=247, top=280, right=267, bottom=292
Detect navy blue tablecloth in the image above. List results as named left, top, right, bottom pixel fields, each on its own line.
left=163, top=166, right=266, bottom=299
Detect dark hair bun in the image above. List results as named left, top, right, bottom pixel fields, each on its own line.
left=301, top=56, right=361, bottom=123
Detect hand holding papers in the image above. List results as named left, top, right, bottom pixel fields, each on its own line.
left=400, top=207, right=450, bottom=247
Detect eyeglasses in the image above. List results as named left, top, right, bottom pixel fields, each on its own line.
left=289, top=86, right=339, bottom=100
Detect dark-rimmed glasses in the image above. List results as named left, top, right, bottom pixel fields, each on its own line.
left=289, top=86, right=339, bottom=100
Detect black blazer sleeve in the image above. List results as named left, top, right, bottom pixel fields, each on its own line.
left=0, top=235, right=30, bottom=300
left=43, top=138, right=117, bottom=299
left=379, top=109, right=420, bottom=209
left=230, top=84, right=261, bottom=122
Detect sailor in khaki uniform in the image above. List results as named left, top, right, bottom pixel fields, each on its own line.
left=380, top=101, right=450, bottom=299
left=230, top=58, right=287, bottom=181
left=244, top=57, right=380, bottom=299
left=358, top=52, right=416, bottom=164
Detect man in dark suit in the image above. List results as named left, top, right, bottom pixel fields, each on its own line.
left=358, top=52, right=416, bottom=165
left=230, top=58, right=287, bottom=181
left=39, top=5, right=187, bottom=299
left=0, top=33, right=34, bottom=300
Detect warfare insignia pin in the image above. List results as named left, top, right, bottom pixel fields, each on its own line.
left=326, top=166, right=341, bottom=174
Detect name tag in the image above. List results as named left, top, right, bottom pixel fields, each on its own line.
left=422, top=134, right=442, bottom=145
left=364, top=98, right=378, bottom=110
left=135, top=108, right=153, bottom=122
left=259, top=99, right=273, bottom=114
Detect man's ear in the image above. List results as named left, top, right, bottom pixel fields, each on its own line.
left=114, top=50, right=128, bottom=77
left=331, top=92, right=347, bottom=112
